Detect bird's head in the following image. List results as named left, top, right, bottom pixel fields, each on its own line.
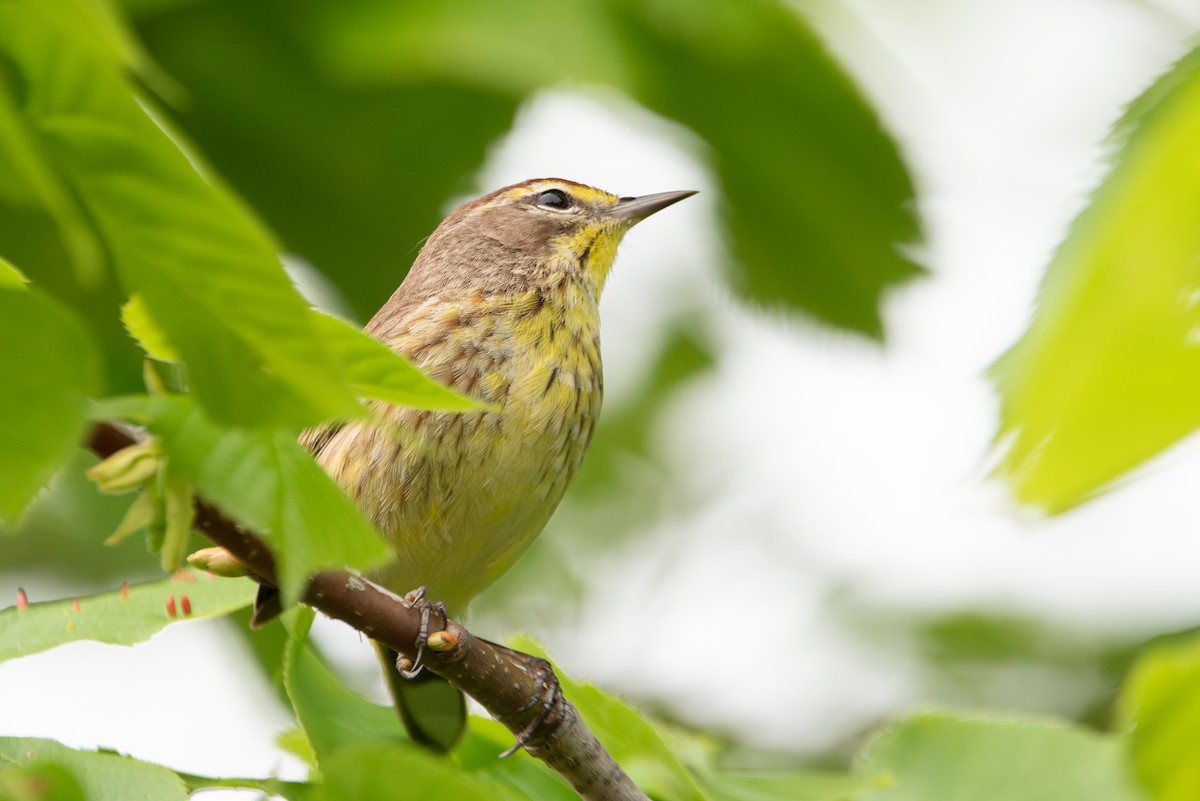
left=414, top=179, right=696, bottom=296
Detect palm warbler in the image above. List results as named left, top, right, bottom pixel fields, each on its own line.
left=288, top=179, right=693, bottom=747
left=309, top=178, right=691, bottom=606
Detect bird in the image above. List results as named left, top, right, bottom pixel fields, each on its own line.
left=264, top=178, right=695, bottom=749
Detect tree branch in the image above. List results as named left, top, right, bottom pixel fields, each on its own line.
left=86, top=422, right=649, bottom=801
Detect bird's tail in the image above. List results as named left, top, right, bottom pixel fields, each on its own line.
left=374, top=641, right=467, bottom=753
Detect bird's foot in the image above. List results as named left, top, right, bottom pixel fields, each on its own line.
left=500, top=655, right=561, bottom=758
left=395, top=586, right=447, bottom=679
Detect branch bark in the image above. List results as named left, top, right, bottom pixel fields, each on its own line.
left=86, top=422, right=649, bottom=801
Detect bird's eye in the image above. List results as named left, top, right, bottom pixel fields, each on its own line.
left=536, top=189, right=572, bottom=210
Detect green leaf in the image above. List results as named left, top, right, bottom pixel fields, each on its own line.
left=454, top=718, right=579, bottom=801
left=509, top=635, right=709, bottom=801
left=0, top=570, right=256, bottom=662
left=992, top=47, right=1200, bottom=511
left=120, top=299, right=481, bottom=411
left=120, top=294, right=181, bottom=362
left=0, top=287, right=96, bottom=523
left=312, top=313, right=483, bottom=411
left=93, top=395, right=391, bottom=601
left=0, top=450, right=159, bottom=578
left=21, top=0, right=148, bottom=77
left=0, top=5, right=364, bottom=427
left=0, top=257, right=28, bottom=287
left=856, top=712, right=1146, bottom=801
left=0, top=207, right=145, bottom=401
left=0, top=761, right=85, bottom=801
left=312, top=0, right=922, bottom=336
left=274, top=728, right=317, bottom=770
left=176, top=771, right=315, bottom=801
left=282, top=609, right=409, bottom=765
left=612, top=0, right=922, bottom=336
left=126, top=0, right=517, bottom=321
left=0, top=739, right=187, bottom=801
left=0, top=32, right=105, bottom=284
left=1118, top=632, right=1200, bottom=801
left=315, top=743, right=497, bottom=801
left=309, top=0, right=629, bottom=94
left=699, top=771, right=863, bottom=801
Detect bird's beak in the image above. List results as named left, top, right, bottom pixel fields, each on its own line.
left=608, top=190, right=698, bottom=222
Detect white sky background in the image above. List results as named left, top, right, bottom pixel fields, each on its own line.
left=4, top=0, right=1200, bottom=786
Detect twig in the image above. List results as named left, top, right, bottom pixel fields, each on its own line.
left=86, top=422, right=648, bottom=801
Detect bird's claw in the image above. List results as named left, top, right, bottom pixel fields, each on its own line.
left=500, top=657, right=561, bottom=758
left=395, top=587, right=446, bottom=679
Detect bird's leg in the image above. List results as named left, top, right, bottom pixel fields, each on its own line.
left=395, top=587, right=447, bottom=679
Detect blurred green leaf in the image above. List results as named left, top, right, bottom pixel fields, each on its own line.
left=313, top=313, right=483, bottom=411
left=283, top=608, right=409, bottom=765
left=315, top=744, right=497, bottom=801
left=0, top=214, right=145, bottom=398
left=276, top=729, right=317, bottom=769
left=120, top=0, right=204, bottom=16
left=1118, top=631, right=1200, bottom=801
left=122, top=295, right=484, bottom=411
left=310, top=0, right=630, bottom=94
left=0, top=288, right=96, bottom=523
left=915, top=612, right=1058, bottom=663
left=314, top=0, right=922, bottom=336
left=33, top=0, right=149, bottom=77
left=125, top=0, right=517, bottom=321
left=0, top=19, right=105, bottom=284
left=176, top=772, right=315, bottom=801
left=699, top=771, right=862, bottom=801
left=92, top=395, right=391, bottom=601
left=0, top=6, right=172, bottom=398
left=0, top=257, right=28, bottom=287
left=0, top=450, right=160, bottom=580
left=510, top=635, right=709, bottom=801
left=856, top=712, right=1146, bottom=801
left=0, top=761, right=84, bottom=801
left=0, top=4, right=365, bottom=428
left=120, top=294, right=181, bottom=362
left=612, top=0, right=922, bottom=336
left=828, top=599, right=1172, bottom=733
left=992, top=46, right=1200, bottom=512
left=454, top=718, right=578, bottom=801
left=0, top=569, right=255, bottom=662
left=0, top=739, right=188, bottom=801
